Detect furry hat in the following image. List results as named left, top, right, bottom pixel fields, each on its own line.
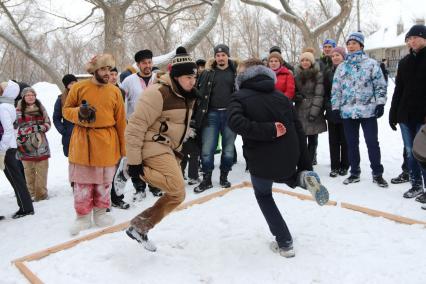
left=85, top=54, right=115, bottom=74
left=214, top=44, right=230, bottom=57
left=21, top=87, right=37, bottom=98
left=300, top=52, right=315, bottom=65
left=267, top=52, right=284, bottom=65
left=170, top=46, right=197, bottom=78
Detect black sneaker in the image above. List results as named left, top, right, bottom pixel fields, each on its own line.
left=415, top=192, right=426, bottom=203
left=329, top=169, right=339, bottom=177
left=339, top=168, right=348, bottom=176
left=343, top=175, right=360, bottom=185
left=12, top=210, right=34, bottom=219
left=403, top=187, right=423, bottom=198
left=112, top=200, right=130, bottom=209
left=373, top=175, right=389, bottom=188
left=391, top=172, right=410, bottom=184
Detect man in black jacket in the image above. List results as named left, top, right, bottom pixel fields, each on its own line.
left=389, top=24, right=426, bottom=201
left=193, top=44, right=238, bottom=193
left=227, top=58, right=329, bottom=258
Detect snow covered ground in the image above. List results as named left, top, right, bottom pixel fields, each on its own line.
left=1, top=80, right=425, bottom=283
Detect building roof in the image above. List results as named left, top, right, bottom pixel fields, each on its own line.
left=364, top=25, right=408, bottom=51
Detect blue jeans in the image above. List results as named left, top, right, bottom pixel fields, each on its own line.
left=201, top=110, right=237, bottom=173
left=342, top=118, right=384, bottom=176
left=399, top=122, right=426, bottom=188
left=250, top=175, right=292, bottom=247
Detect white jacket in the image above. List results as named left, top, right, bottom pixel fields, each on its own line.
left=121, top=72, right=156, bottom=119
left=0, top=80, right=19, bottom=152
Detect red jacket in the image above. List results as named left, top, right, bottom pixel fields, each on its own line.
left=274, top=66, right=295, bottom=100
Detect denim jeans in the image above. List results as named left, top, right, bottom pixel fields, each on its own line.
left=399, top=122, right=426, bottom=188
left=201, top=110, right=236, bottom=173
left=342, top=118, right=384, bottom=176
left=250, top=175, right=292, bottom=247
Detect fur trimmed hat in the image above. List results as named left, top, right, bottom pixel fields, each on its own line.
left=134, top=49, right=153, bottom=62
left=214, top=44, right=230, bottom=56
left=170, top=46, right=197, bottom=78
left=85, top=54, right=115, bottom=74
left=300, top=51, right=315, bottom=65
left=267, top=51, right=284, bottom=65
left=21, top=87, right=37, bottom=98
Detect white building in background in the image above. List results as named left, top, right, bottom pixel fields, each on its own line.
left=364, top=18, right=425, bottom=76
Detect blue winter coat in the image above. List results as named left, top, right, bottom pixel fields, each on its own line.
left=331, top=51, right=387, bottom=119
left=53, top=95, right=74, bottom=156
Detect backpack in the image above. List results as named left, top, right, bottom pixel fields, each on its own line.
left=413, top=125, right=426, bottom=163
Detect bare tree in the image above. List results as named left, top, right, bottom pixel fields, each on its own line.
left=240, top=0, right=353, bottom=55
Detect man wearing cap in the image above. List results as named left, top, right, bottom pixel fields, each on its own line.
left=389, top=24, right=426, bottom=202
left=125, top=47, right=198, bottom=248
left=331, top=32, right=388, bottom=187
left=319, top=39, right=336, bottom=72
left=121, top=49, right=162, bottom=199
left=53, top=74, right=77, bottom=157
left=63, top=54, right=126, bottom=235
left=193, top=44, right=238, bottom=193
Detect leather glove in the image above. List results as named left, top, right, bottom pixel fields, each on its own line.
left=128, top=164, right=144, bottom=179
left=375, top=105, right=384, bottom=118
left=389, top=121, right=397, bottom=131
left=0, top=151, right=5, bottom=171
left=78, top=100, right=96, bottom=123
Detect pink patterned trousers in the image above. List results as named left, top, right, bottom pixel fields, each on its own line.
left=73, top=183, right=111, bottom=215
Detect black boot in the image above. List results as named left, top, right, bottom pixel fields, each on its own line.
left=194, top=172, right=213, bottom=193
left=220, top=171, right=231, bottom=188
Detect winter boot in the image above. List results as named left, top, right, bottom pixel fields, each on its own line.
left=148, top=185, right=163, bottom=197
left=188, top=177, right=201, bottom=185
left=126, top=226, right=157, bottom=251
left=0, top=216, right=4, bottom=221
left=112, top=200, right=130, bottom=210
left=372, top=175, right=389, bottom=188
left=93, top=208, right=114, bottom=227
left=403, top=187, right=424, bottom=199
left=219, top=171, right=231, bottom=188
left=415, top=192, right=426, bottom=203
left=422, top=204, right=426, bottom=210
left=343, top=175, right=360, bottom=185
left=70, top=213, right=92, bottom=236
left=270, top=241, right=295, bottom=258
left=11, top=210, right=34, bottom=219
left=301, top=171, right=329, bottom=206
left=194, top=172, right=213, bottom=193
left=391, top=172, right=410, bottom=184
left=329, top=169, right=339, bottom=178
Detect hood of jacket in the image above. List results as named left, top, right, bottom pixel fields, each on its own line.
left=236, top=65, right=276, bottom=93
left=0, top=80, right=20, bottom=104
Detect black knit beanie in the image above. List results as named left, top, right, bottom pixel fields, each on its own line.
left=62, top=74, right=78, bottom=88
left=170, top=47, right=197, bottom=78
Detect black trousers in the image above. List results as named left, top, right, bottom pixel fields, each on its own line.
left=328, top=121, right=349, bottom=170
left=306, top=134, right=318, bottom=166
left=3, top=149, right=33, bottom=213
left=401, top=148, right=408, bottom=173
left=181, top=138, right=200, bottom=180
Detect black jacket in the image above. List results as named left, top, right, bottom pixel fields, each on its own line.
left=193, top=59, right=237, bottom=130
left=390, top=47, right=426, bottom=124
left=53, top=95, right=74, bottom=157
left=228, top=65, right=311, bottom=185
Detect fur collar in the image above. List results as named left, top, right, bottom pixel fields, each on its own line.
left=236, top=65, right=276, bottom=89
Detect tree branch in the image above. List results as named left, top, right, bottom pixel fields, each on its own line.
left=0, top=1, right=30, bottom=49
left=312, top=0, right=352, bottom=36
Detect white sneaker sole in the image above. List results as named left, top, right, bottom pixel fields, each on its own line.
left=304, top=175, right=329, bottom=206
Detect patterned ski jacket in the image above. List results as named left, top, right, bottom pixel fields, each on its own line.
left=331, top=50, right=387, bottom=119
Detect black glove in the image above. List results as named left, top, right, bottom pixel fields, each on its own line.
left=389, top=121, right=397, bottom=131
left=375, top=105, right=384, bottom=118
left=128, top=164, right=144, bottom=179
left=78, top=100, right=96, bottom=123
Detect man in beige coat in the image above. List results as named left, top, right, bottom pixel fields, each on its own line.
left=125, top=47, right=198, bottom=250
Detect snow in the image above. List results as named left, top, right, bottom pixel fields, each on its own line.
left=1, top=80, right=425, bottom=283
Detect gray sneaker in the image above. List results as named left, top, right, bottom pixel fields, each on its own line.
left=270, top=241, right=295, bottom=258
left=343, top=175, right=360, bottom=185
left=403, top=187, right=423, bottom=199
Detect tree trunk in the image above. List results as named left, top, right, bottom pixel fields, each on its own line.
left=103, top=6, right=126, bottom=69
